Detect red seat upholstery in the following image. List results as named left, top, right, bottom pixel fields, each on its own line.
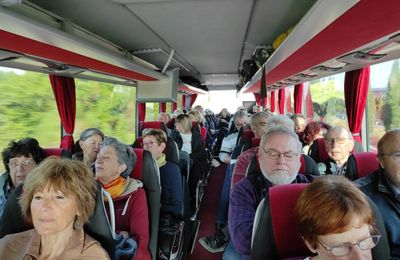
left=130, top=148, right=161, bottom=259
left=242, top=130, right=255, bottom=143
left=252, top=184, right=310, bottom=259
left=139, top=121, right=168, bottom=136
left=251, top=137, right=261, bottom=147
left=345, top=152, right=379, bottom=180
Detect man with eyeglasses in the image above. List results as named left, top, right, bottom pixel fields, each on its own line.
left=317, top=126, right=354, bottom=175
left=356, top=129, right=400, bottom=258
left=72, top=128, right=104, bottom=170
left=0, top=138, right=45, bottom=217
left=228, top=126, right=309, bottom=260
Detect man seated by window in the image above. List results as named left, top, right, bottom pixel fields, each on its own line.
left=356, top=129, right=400, bottom=258
left=72, top=128, right=104, bottom=170
left=229, top=126, right=310, bottom=260
left=317, top=126, right=354, bottom=176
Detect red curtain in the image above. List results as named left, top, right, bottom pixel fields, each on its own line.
left=278, top=88, right=285, bottom=114
left=190, top=94, right=198, bottom=107
left=344, top=67, right=370, bottom=143
left=181, top=95, right=186, bottom=109
left=172, top=102, right=177, bottom=112
left=49, top=75, right=76, bottom=151
left=305, top=85, right=313, bottom=121
left=137, top=103, right=146, bottom=123
left=294, top=83, right=304, bottom=114
left=160, top=102, right=166, bottom=113
left=270, top=91, right=276, bottom=112
left=254, top=93, right=261, bottom=105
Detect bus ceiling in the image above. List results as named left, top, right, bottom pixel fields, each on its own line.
left=1, top=0, right=400, bottom=93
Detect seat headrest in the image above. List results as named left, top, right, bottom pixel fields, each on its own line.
left=269, top=184, right=310, bottom=257
left=140, top=121, right=167, bottom=136
left=242, top=130, right=255, bottom=142
left=353, top=152, right=379, bottom=179
left=251, top=137, right=261, bottom=148
left=43, top=148, right=72, bottom=158
left=131, top=148, right=144, bottom=180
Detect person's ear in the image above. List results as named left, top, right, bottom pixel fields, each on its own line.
left=377, top=154, right=385, bottom=169
left=304, top=239, right=317, bottom=254
left=79, top=140, right=85, bottom=149
left=118, top=163, right=127, bottom=175
left=160, top=143, right=166, bottom=151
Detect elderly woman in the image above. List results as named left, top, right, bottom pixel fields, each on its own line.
left=302, top=121, right=331, bottom=155
left=95, top=137, right=150, bottom=260
left=142, top=128, right=183, bottom=218
left=0, top=138, right=45, bottom=217
left=0, top=157, right=109, bottom=259
left=295, top=175, right=382, bottom=260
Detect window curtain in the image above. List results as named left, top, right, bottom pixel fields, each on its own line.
left=49, top=75, right=76, bottom=151
left=190, top=94, right=198, bottom=107
left=286, top=92, right=293, bottom=114
left=254, top=93, right=261, bottom=105
left=137, top=103, right=146, bottom=123
left=278, top=88, right=285, bottom=114
left=270, top=91, right=276, bottom=112
left=160, top=102, right=166, bottom=113
left=172, top=102, right=177, bottom=112
left=344, top=67, right=370, bottom=143
left=181, top=95, right=187, bottom=109
left=305, top=84, right=313, bottom=121
left=294, top=83, right=304, bottom=114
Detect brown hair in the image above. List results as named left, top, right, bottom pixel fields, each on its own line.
left=142, top=128, right=168, bottom=145
left=294, top=175, right=374, bottom=248
left=19, top=157, right=97, bottom=224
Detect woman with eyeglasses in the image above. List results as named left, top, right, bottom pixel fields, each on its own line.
left=295, top=175, right=383, bottom=260
left=0, top=138, right=45, bottom=217
left=95, top=137, right=150, bottom=260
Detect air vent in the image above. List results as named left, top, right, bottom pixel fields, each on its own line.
left=338, top=51, right=386, bottom=64
left=310, top=65, right=343, bottom=73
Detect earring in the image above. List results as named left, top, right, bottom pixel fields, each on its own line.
left=74, top=215, right=81, bottom=229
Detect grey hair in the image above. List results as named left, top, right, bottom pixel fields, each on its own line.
left=102, top=137, right=136, bottom=178
left=326, top=126, right=353, bottom=139
left=250, top=112, right=270, bottom=128
left=233, top=110, right=249, bottom=122
left=260, top=126, right=302, bottom=153
left=80, top=128, right=104, bottom=141
left=265, top=115, right=295, bottom=132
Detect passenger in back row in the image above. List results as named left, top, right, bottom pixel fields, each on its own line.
left=72, top=128, right=104, bottom=170
left=229, top=126, right=310, bottom=260
left=317, top=126, right=354, bottom=176
left=0, top=138, right=45, bottom=217
left=95, top=137, right=150, bottom=260
left=356, top=129, right=400, bottom=258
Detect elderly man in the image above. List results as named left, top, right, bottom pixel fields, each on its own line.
left=228, top=126, right=309, bottom=259
left=356, top=129, right=400, bottom=258
left=317, top=126, right=354, bottom=175
left=72, top=128, right=104, bottom=169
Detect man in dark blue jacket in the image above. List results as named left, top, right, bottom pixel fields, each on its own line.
left=356, top=129, right=400, bottom=258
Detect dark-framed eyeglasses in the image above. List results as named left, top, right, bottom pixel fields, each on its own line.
left=261, top=147, right=299, bottom=161
left=381, top=152, right=400, bottom=162
left=318, top=235, right=381, bottom=257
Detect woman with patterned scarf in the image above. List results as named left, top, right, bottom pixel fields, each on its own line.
left=95, top=137, right=151, bottom=260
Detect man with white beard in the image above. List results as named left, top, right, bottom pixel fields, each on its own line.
left=228, top=126, right=310, bottom=260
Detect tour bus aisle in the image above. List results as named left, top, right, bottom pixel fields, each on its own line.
left=186, top=163, right=227, bottom=260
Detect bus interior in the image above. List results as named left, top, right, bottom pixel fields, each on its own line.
left=1, top=0, right=400, bottom=259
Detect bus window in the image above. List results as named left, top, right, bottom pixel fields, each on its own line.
left=0, top=67, right=59, bottom=172
left=309, top=73, right=348, bottom=128
left=368, top=59, right=400, bottom=151
left=75, top=80, right=136, bottom=144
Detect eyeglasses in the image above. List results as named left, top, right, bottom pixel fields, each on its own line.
left=382, top=152, right=400, bottom=162
left=262, top=148, right=299, bottom=161
left=8, top=159, right=35, bottom=169
left=318, top=235, right=381, bottom=257
left=324, top=137, right=350, bottom=145
left=143, top=141, right=157, bottom=148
